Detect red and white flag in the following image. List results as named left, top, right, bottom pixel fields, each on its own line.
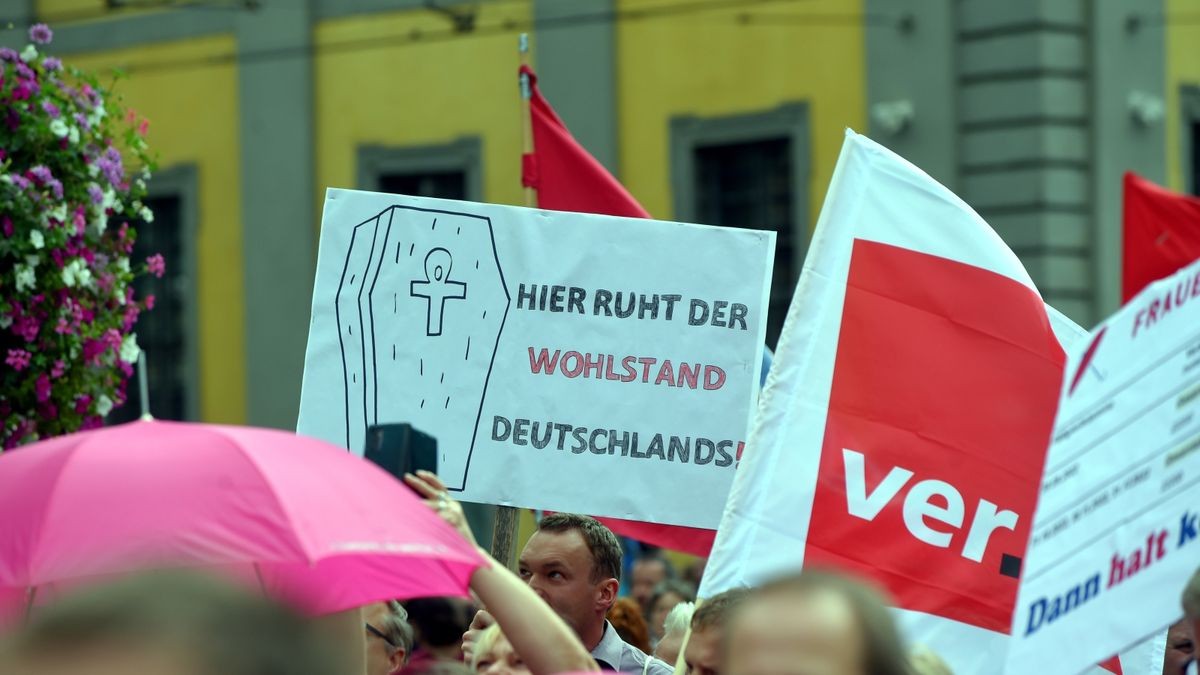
left=700, top=130, right=1102, bottom=673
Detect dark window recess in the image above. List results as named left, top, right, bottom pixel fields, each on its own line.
left=379, top=171, right=466, bottom=201
left=109, top=195, right=188, bottom=423
left=695, top=138, right=794, bottom=348
left=1191, top=119, right=1200, bottom=196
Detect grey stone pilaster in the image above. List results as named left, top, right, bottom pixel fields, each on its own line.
left=533, top=0, right=618, bottom=173
left=237, top=1, right=315, bottom=429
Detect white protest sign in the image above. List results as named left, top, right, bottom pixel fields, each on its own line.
left=1004, top=258, right=1200, bottom=675
left=298, top=189, right=774, bottom=528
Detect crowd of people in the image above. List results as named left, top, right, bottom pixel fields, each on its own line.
left=2, top=468, right=1198, bottom=675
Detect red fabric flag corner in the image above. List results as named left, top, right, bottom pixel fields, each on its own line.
left=1098, top=655, right=1123, bottom=674
left=1122, top=172, right=1200, bottom=302
left=521, top=65, right=650, bottom=219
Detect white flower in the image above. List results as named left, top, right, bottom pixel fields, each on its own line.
left=15, top=264, right=35, bottom=292
left=1, top=175, right=12, bottom=185
left=102, top=187, right=116, bottom=209
left=96, top=394, right=114, bottom=417
left=135, top=179, right=146, bottom=191
left=113, top=200, right=123, bottom=213
left=119, top=333, right=140, bottom=364
left=49, top=119, right=68, bottom=138
left=67, top=125, right=79, bottom=144
left=20, top=45, right=37, bottom=62
left=61, top=258, right=90, bottom=288
left=30, top=230, right=44, bottom=249
left=25, top=254, right=39, bottom=268
left=116, top=257, right=130, bottom=274
left=92, top=210, right=109, bottom=235
left=115, top=282, right=126, bottom=305
left=50, top=203, right=67, bottom=223
left=87, top=163, right=100, bottom=178
left=140, top=206, right=154, bottom=223
left=0, top=315, right=10, bottom=329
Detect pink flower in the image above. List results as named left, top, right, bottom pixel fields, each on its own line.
left=43, top=57, right=61, bottom=72
left=5, top=348, right=32, bottom=371
left=35, top=373, right=51, bottom=402
left=55, top=317, right=70, bottom=334
left=74, top=395, right=92, bottom=415
left=29, top=23, right=53, bottom=45
left=14, top=316, right=39, bottom=342
left=0, top=148, right=6, bottom=160
left=2, top=217, right=12, bottom=237
left=138, top=118, right=150, bottom=136
left=51, top=360, right=65, bottom=378
left=82, top=338, right=107, bottom=364
left=143, top=293, right=155, bottom=310
left=146, top=253, right=165, bottom=278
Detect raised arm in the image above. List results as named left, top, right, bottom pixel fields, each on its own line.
left=405, top=471, right=598, bottom=675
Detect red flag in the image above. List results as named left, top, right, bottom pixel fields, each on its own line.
left=520, top=65, right=649, bottom=219
left=520, top=64, right=712, bottom=555
left=1122, top=172, right=1200, bottom=301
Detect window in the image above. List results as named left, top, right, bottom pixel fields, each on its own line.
left=109, top=167, right=198, bottom=424
left=359, top=138, right=481, bottom=201
left=672, top=104, right=810, bottom=348
left=1185, top=86, right=1200, bottom=196
left=695, top=138, right=795, bottom=346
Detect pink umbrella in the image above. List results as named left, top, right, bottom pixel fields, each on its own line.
left=0, top=420, right=484, bottom=618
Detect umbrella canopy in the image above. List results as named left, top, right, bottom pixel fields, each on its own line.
left=0, top=420, right=483, bottom=616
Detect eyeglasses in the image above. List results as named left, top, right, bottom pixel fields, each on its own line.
left=365, top=622, right=398, bottom=650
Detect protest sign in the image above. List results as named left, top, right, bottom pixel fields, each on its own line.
left=1004, top=257, right=1200, bottom=675
left=297, top=190, right=774, bottom=528
left=701, top=130, right=1086, bottom=674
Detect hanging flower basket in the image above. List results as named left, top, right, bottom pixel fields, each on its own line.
left=1, top=24, right=162, bottom=449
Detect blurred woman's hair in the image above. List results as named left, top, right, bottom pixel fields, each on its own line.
left=607, top=597, right=651, bottom=654
left=661, top=601, right=695, bottom=639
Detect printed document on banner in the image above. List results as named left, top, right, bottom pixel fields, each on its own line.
left=1005, top=258, right=1200, bottom=675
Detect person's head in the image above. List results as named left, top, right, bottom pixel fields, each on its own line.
left=632, top=554, right=674, bottom=613
left=471, top=624, right=528, bottom=675
left=365, top=600, right=414, bottom=675
left=908, top=646, right=953, bottom=675
left=1163, top=620, right=1195, bottom=675
left=0, top=570, right=338, bottom=675
left=725, top=570, right=911, bottom=675
left=1183, top=566, right=1200, bottom=662
left=654, top=601, right=695, bottom=667
left=405, top=597, right=476, bottom=653
left=518, top=513, right=622, bottom=642
left=607, top=597, right=652, bottom=654
left=649, top=579, right=697, bottom=640
left=684, top=588, right=749, bottom=675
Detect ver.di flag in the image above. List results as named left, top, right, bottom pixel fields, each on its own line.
left=701, top=130, right=1092, bottom=674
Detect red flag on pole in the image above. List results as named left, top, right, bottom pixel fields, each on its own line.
left=1122, top=172, right=1200, bottom=302
left=520, top=65, right=650, bottom=219
left=519, top=64, right=713, bottom=555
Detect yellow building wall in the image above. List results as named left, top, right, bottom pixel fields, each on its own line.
left=1167, top=0, right=1200, bottom=192
left=616, top=0, right=866, bottom=225
left=67, top=36, right=246, bottom=424
left=314, top=3, right=529, bottom=213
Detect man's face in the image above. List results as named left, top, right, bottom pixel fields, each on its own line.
left=1167, top=619, right=1198, bottom=675
left=684, top=625, right=723, bottom=675
left=632, top=559, right=668, bottom=612
left=518, top=530, right=612, bottom=641
left=725, top=590, right=864, bottom=675
left=364, top=603, right=404, bottom=675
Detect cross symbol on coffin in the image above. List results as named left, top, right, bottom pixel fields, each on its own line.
left=410, top=247, right=467, bottom=336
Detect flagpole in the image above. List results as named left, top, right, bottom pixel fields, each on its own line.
left=519, top=32, right=535, bottom=209
left=488, top=33, right=535, bottom=571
